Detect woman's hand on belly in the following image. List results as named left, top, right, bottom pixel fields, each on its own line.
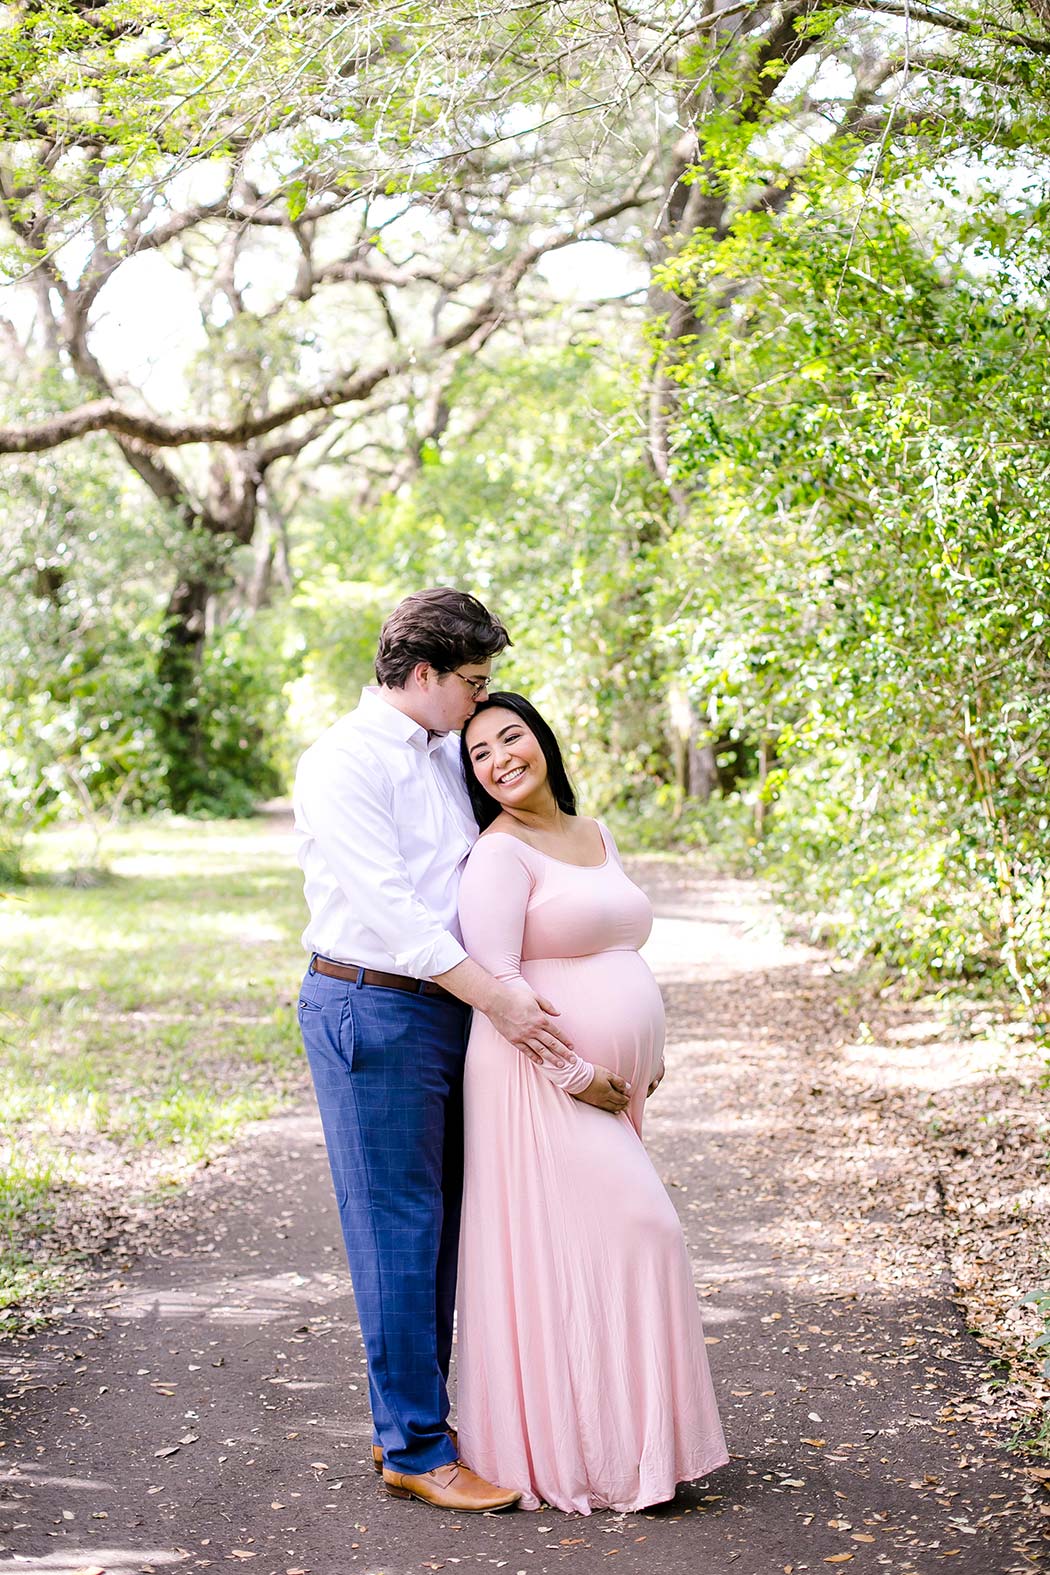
left=572, top=1064, right=632, bottom=1114
left=646, top=1060, right=665, bottom=1099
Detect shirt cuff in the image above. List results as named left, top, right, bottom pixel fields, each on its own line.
left=394, top=932, right=469, bottom=981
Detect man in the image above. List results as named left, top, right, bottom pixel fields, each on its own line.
left=293, top=587, right=572, bottom=1513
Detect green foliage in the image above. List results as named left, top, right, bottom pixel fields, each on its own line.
left=0, top=829, right=24, bottom=885
left=0, top=448, right=293, bottom=826
left=287, top=572, right=395, bottom=738
left=1024, top=1287, right=1050, bottom=1381
left=0, top=0, right=630, bottom=225
left=604, top=784, right=758, bottom=867
left=1, top=0, right=672, bottom=831
left=1021, top=1286, right=1050, bottom=1455
left=301, top=344, right=671, bottom=815
left=660, top=184, right=1050, bottom=998
left=0, top=445, right=167, bottom=826
left=176, top=615, right=292, bottom=817
left=5, top=0, right=1050, bottom=1004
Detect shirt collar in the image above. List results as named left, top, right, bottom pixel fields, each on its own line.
left=358, top=686, right=447, bottom=755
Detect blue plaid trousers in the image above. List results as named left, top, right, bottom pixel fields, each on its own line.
left=298, top=961, right=470, bottom=1474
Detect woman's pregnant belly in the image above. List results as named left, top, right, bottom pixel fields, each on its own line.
left=521, top=949, right=665, bottom=1086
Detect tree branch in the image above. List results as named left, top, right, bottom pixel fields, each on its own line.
left=0, top=186, right=660, bottom=456
left=856, top=0, right=1050, bottom=55
left=0, top=368, right=389, bottom=454
left=256, top=416, right=333, bottom=471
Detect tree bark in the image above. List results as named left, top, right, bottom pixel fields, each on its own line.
left=156, top=575, right=212, bottom=814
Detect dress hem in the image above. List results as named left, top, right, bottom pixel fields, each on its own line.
left=515, top=1446, right=731, bottom=1515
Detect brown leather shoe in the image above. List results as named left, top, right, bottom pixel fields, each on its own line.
left=372, top=1427, right=458, bottom=1474
left=382, top=1460, right=519, bottom=1512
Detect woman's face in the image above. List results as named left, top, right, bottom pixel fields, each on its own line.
left=465, top=707, right=550, bottom=808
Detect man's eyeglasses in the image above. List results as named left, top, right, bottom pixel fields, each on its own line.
left=448, top=671, right=490, bottom=700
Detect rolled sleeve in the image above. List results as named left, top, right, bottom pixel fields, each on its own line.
left=397, top=929, right=468, bottom=981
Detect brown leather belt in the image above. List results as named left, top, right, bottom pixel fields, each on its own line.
left=311, top=955, right=460, bottom=1005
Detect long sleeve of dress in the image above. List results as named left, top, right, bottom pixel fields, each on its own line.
left=458, top=834, right=595, bottom=1096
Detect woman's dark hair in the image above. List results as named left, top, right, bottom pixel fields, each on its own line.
left=375, top=587, right=510, bottom=688
left=461, top=692, right=577, bottom=830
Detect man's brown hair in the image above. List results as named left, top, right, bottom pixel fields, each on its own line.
left=375, top=587, right=511, bottom=688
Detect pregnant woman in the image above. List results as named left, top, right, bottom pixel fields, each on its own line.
left=455, top=693, right=728, bottom=1514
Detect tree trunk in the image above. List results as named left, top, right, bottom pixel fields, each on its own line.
left=669, top=682, right=720, bottom=805
left=156, top=575, right=212, bottom=814
left=244, top=483, right=294, bottom=611
left=690, top=734, right=720, bottom=802
left=755, top=733, right=770, bottom=840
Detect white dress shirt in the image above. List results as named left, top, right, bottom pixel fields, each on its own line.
left=293, top=687, right=478, bottom=979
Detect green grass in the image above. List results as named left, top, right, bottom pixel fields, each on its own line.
left=0, top=816, right=309, bottom=1329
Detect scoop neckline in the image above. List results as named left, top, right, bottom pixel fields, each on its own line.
left=480, top=820, right=611, bottom=871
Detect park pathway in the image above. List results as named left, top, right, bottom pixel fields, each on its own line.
left=2, top=860, right=1047, bottom=1575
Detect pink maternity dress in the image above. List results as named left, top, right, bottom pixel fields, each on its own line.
left=456, top=822, right=728, bottom=1514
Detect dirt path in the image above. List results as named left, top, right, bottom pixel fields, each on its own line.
left=2, top=863, right=1047, bottom=1575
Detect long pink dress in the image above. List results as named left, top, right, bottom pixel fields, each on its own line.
left=456, top=822, right=728, bottom=1514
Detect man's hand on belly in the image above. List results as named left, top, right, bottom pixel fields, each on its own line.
left=485, top=978, right=574, bottom=1067
left=432, top=960, right=573, bottom=1067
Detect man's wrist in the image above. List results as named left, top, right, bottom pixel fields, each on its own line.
left=467, top=969, right=503, bottom=1018
left=432, top=956, right=501, bottom=1014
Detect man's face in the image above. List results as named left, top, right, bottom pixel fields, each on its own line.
left=426, top=661, right=493, bottom=734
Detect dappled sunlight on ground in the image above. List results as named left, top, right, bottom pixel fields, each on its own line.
left=691, top=1298, right=758, bottom=1329
left=646, top=909, right=810, bottom=980
left=837, top=1030, right=1006, bottom=1092
left=2, top=1545, right=187, bottom=1573
left=100, top=1268, right=346, bottom=1327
